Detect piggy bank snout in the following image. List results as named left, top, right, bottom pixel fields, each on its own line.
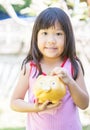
left=42, top=85, right=51, bottom=92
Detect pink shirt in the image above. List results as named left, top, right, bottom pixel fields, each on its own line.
left=26, top=58, right=82, bottom=130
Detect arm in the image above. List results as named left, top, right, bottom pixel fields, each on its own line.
left=50, top=63, right=89, bottom=110
left=10, top=63, right=60, bottom=113
left=67, top=64, right=89, bottom=109
left=10, top=63, right=35, bottom=112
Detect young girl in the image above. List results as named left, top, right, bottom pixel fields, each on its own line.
left=10, top=7, right=89, bottom=130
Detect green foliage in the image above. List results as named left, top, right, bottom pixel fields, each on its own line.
left=0, top=0, right=32, bottom=14
left=0, top=127, right=25, bottom=130
left=0, top=126, right=90, bottom=130
left=83, top=125, right=90, bottom=130
left=0, top=5, right=6, bottom=13
left=66, top=0, right=74, bottom=9
left=13, top=0, right=32, bottom=13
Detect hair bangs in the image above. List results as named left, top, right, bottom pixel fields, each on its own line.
left=39, top=11, right=58, bottom=29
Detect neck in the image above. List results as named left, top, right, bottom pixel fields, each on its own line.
left=40, top=57, right=63, bottom=66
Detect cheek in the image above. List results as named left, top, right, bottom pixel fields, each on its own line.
left=58, top=41, right=64, bottom=48
left=37, top=41, right=44, bottom=53
left=37, top=39, right=43, bottom=46
left=37, top=36, right=44, bottom=46
left=58, top=43, right=65, bottom=54
left=37, top=37, right=42, bottom=49
left=37, top=37, right=46, bottom=49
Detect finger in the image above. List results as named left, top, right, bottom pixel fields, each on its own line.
left=50, top=70, right=57, bottom=76
left=50, top=67, right=63, bottom=76
left=47, top=102, right=60, bottom=109
left=34, top=98, right=39, bottom=107
left=43, top=100, right=50, bottom=106
left=50, top=67, right=59, bottom=75
left=41, top=100, right=50, bottom=109
left=57, top=71, right=67, bottom=79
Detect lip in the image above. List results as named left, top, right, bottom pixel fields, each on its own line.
left=45, top=47, right=57, bottom=50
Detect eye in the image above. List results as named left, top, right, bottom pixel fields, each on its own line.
left=56, top=32, right=63, bottom=36
left=39, top=81, right=43, bottom=85
left=43, top=32, right=48, bottom=35
left=51, top=81, right=56, bottom=88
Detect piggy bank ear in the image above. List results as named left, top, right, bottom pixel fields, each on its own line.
left=37, top=75, right=44, bottom=80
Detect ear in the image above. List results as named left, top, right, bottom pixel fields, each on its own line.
left=37, top=75, right=44, bottom=80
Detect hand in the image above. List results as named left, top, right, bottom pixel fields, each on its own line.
left=50, top=67, right=72, bottom=85
left=34, top=100, right=61, bottom=112
left=46, top=101, right=62, bottom=110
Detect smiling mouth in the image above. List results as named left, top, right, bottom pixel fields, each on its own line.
left=45, top=47, right=57, bottom=50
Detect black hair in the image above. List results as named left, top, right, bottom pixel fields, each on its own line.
left=22, top=7, right=84, bottom=79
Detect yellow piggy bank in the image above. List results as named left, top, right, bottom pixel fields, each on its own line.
left=33, top=75, right=66, bottom=104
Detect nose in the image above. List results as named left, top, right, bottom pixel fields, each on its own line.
left=42, top=85, right=51, bottom=92
left=47, top=35, right=55, bottom=44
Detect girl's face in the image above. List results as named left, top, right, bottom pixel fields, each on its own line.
left=37, top=21, right=65, bottom=60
